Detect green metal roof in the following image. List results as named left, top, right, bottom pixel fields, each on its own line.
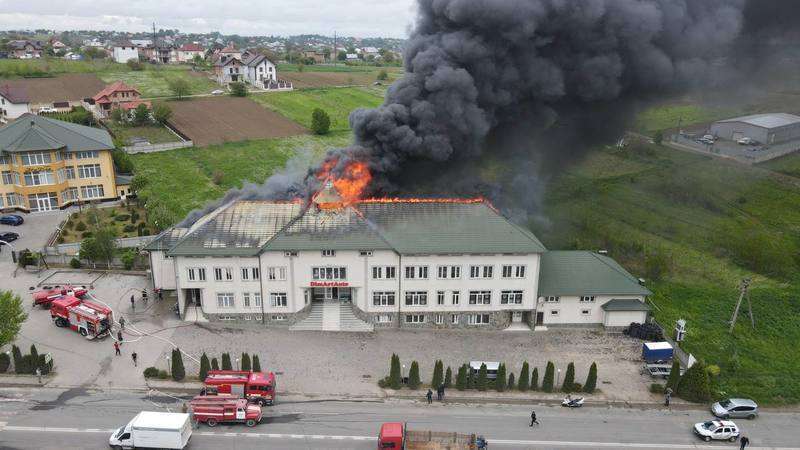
left=144, top=228, right=188, bottom=251
left=601, top=298, right=651, bottom=312
left=0, top=113, right=113, bottom=153
left=538, top=251, right=652, bottom=297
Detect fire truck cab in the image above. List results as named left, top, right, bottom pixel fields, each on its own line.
left=32, top=284, right=88, bottom=308
left=189, top=397, right=262, bottom=427
left=50, top=296, right=113, bottom=339
left=203, top=370, right=276, bottom=406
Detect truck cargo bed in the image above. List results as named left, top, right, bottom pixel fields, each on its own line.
left=406, top=430, right=477, bottom=449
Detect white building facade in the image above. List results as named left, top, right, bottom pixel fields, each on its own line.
left=112, top=44, right=139, bottom=64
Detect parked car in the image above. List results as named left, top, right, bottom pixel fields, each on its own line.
left=693, top=420, right=740, bottom=442
left=737, top=137, right=754, bottom=145
left=211, top=89, right=225, bottom=95
left=38, top=107, right=57, bottom=114
left=0, top=215, right=24, bottom=225
left=0, top=232, right=20, bottom=242
left=712, top=398, right=758, bottom=419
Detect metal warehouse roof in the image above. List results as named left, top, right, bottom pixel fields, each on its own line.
left=717, top=113, right=800, bottom=129
left=0, top=113, right=114, bottom=153
left=538, top=251, right=652, bottom=297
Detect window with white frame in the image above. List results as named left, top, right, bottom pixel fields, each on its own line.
left=469, top=265, right=494, bottom=279
left=434, top=314, right=444, bottom=324
left=405, top=314, right=425, bottom=324
left=254, top=292, right=262, bottom=307
left=214, top=267, right=233, bottom=281
left=216, top=292, right=234, bottom=308
left=468, top=313, right=490, bottom=325
left=372, top=266, right=396, bottom=279
left=550, top=309, right=560, bottom=316
left=75, top=150, right=99, bottom=159
left=2, top=171, right=20, bottom=185
left=321, top=250, right=335, bottom=257
left=24, top=170, right=54, bottom=186
left=501, top=290, right=523, bottom=304
left=376, top=314, right=392, bottom=323
left=372, top=291, right=396, bottom=306
left=78, top=164, right=101, bottom=178
left=267, top=266, right=286, bottom=281
left=451, top=314, right=459, bottom=324
left=437, top=291, right=445, bottom=305
left=5, top=193, right=22, bottom=206
left=404, top=265, right=428, bottom=279
left=241, top=267, right=259, bottom=281
left=272, top=314, right=286, bottom=321
left=187, top=267, right=205, bottom=282
left=437, top=265, right=461, bottom=279
left=359, top=250, right=373, bottom=257
left=404, top=291, right=427, bottom=306
left=468, top=290, right=492, bottom=305
left=61, top=187, right=78, bottom=203
left=452, top=291, right=460, bottom=305
left=544, top=296, right=560, bottom=303
left=21, top=151, right=51, bottom=166
left=581, top=309, right=591, bottom=316
left=270, top=292, right=287, bottom=307
left=312, top=266, right=347, bottom=280
left=65, top=167, right=75, bottom=179
left=501, top=264, right=526, bottom=279
left=243, top=292, right=251, bottom=307
left=0, top=154, right=10, bottom=165
left=219, top=315, right=235, bottom=321
left=580, top=296, right=596, bottom=302
left=80, top=184, right=104, bottom=199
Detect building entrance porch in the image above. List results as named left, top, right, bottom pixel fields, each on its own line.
left=309, top=286, right=354, bottom=304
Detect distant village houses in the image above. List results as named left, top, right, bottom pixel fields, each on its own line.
left=176, top=43, right=204, bottom=63
left=8, top=40, right=43, bottom=59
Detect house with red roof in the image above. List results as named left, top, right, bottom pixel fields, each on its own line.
left=176, top=43, right=205, bottom=63
left=92, top=82, right=151, bottom=119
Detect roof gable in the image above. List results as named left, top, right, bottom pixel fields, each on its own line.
left=93, top=81, right=140, bottom=102
left=0, top=114, right=113, bottom=153
left=538, top=251, right=652, bottom=297
left=0, top=84, right=30, bottom=104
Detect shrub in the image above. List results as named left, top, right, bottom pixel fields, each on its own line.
left=12, top=345, right=23, bottom=374
left=378, top=377, right=391, bottom=388
left=645, top=250, right=671, bottom=282
left=241, top=353, right=251, bottom=371
left=311, top=108, right=331, bottom=135
left=666, top=360, right=681, bottom=392
left=476, top=363, right=488, bottom=391
left=171, top=348, right=185, bottom=381
left=29, top=345, right=38, bottom=365
left=211, top=357, right=219, bottom=371
left=408, top=361, right=421, bottom=389
left=650, top=383, right=665, bottom=394
left=112, top=149, right=134, bottom=174
left=143, top=366, right=160, bottom=378
left=431, top=360, right=443, bottom=388
left=531, top=367, right=539, bottom=391
left=121, top=249, right=136, bottom=270
left=507, top=373, right=516, bottom=390
left=75, top=221, right=87, bottom=231
left=221, top=353, right=232, bottom=370
left=495, top=363, right=507, bottom=392
left=562, top=362, right=575, bottom=393
left=0, top=353, right=10, bottom=373
left=69, top=258, right=81, bottom=269
left=212, top=171, right=225, bottom=185
left=518, top=361, right=530, bottom=391
left=377, top=69, right=388, bottom=81
left=456, top=364, right=467, bottom=391
left=572, top=382, right=583, bottom=392
left=584, top=362, right=598, bottom=393
left=132, top=103, right=151, bottom=126
left=252, top=355, right=261, bottom=372
left=131, top=211, right=140, bottom=223
left=158, top=370, right=169, bottom=379
left=127, top=58, right=143, bottom=71
left=229, top=82, right=248, bottom=97
left=123, top=224, right=136, bottom=233
left=678, top=361, right=711, bottom=403
left=199, top=353, right=210, bottom=381
left=153, top=103, right=172, bottom=124
left=115, top=214, right=131, bottom=222
left=109, top=209, right=117, bottom=217
left=653, top=129, right=664, bottom=145
left=542, top=362, right=555, bottom=392
left=444, top=366, right=452, bottom=388
left=389, top=354, right=401, bottom=389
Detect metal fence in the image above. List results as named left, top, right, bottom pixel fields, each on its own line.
left=123, top=141, right=193, bottom=154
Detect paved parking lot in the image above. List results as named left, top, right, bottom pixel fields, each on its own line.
left=0, top=210, right=66, bottom=260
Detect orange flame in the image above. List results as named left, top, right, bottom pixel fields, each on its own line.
left=314, top=159, right=373, bottom=206
left=357, top=197, right=486, bottom=204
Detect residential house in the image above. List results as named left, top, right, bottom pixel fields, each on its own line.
left=360, top=47, right=380, bottom=59
left=176, top=43, right=204, bottom=63
left=92, top=82, right=150, bottom=118
left=213, top=56, right=243, bottom=84
left=242, top=54, right=277, bottom=89
left=112, top=41, right=139, bottom=64
left=130, top=39, right=153, bottom=48
left=0, top=114, right=121, bottom=212
left=346, top=53, right=359, bottom=61
left=0, top=85, right=31, bottom=123
left=8, top=40, right=44, bottom=59
left=302, top=50, right=326, bottom=64
left=49, top=39, right=67, bottom=54
left=215, top=43, right=241, bottom=61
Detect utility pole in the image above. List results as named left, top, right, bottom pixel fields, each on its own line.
left=729, top=278, right=754, bottom=333
left=333, top=31, right=336, bottom=66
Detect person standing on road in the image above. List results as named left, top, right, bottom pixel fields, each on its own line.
left=117, top=330, right=123, bottom=344
left=664, top=387, right=673, bottom=407
left=130, top=295, right=135, bottom=310
left=530, top=410, right=539, bottom=427
left=157, top=289, right=163, bottom=302
left=740, top=436, right=750, bottom=449
left=142, top=289, right=148, bottom=304
left=439, top=384, right=446, bottom=401
left=114, top=341, right=121, bottom=356
left=426, top=389, right=433, bottom=404
left=131, top=352, right=138, bottom=367
left=35, top=367, right=42, bottom=385
left=118, top=316, right=125, bottom=330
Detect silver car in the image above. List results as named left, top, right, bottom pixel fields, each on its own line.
left=712, top=398, right=758, bottom=419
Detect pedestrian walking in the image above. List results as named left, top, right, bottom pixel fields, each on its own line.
left=131, top=352, right=138, bottom=367
left=142, top=289, right=148, bottom=304
left=664, top=387, right=673, bottom=407
left=439, top=384, right=446, bottom=401
left=740, top=436, right=750, bottom=450
left=529, top=410, right=539, bottom=427
left=436, top=385, right=443, bottom=401
left=157, top=289, right=163, bottom=301
left=117, top=330, right=123, bottom=344
left=114, top=341, right=121, bottom=356
left=35, top=367, right=42, bottom=385
left=118, top=316, right=125, bottom=330
left=130, top=295, right=135, bottom=310
left=426, top=389, right=433, bottom=405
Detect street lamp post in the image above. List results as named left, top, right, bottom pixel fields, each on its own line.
left=166, top=356, right=171, bottom=377
left=402, top=364, right=406, bottom=385
left=236, top=358, right=240, bottom=371
left=556, top=368, right=561, bottom=388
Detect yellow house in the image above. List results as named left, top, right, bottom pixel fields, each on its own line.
left=0, top=113, right=121, bottom=212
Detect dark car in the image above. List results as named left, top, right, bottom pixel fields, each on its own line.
left=0, top=232, right=19, bottom=242
left=0, top=215, right=24, bottom=226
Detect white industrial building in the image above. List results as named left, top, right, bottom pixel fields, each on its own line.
left=146, top=185, right=650, bottom=331
left=710, top=113, right=800, bottom=145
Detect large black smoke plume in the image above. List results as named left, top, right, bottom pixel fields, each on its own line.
left=181, top=0, right=797, bottom=226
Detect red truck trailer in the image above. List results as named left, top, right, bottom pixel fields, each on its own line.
left=31, top=285, right=88, bottom=308
left=378, top=422, right=486, bottom=449
left=50, top=296, right=113, bottom=339
left=203, top=370, right=276, bottom=406
left=189, top=397, right=262, bottom=427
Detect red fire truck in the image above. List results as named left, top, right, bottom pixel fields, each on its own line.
left=50, top=296, right=113, bottom=339
left=203, top=370, right=276, bottom=406
left=32, top=285, right=88, bottom=308
left=189, top=397, right=262, bottom=427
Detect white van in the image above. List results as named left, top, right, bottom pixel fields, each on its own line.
left=469, top=361, right=500, bottom=380
left=109, top=411, right=192, bottom=449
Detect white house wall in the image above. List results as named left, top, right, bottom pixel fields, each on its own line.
left=536, top=294, right=645, bottom=326
left=149, top=250, right=176, bottom=290
left=0, top=97, right=30, bottom=120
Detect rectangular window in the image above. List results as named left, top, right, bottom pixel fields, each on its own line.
left=405, top=266, right=428, bottom=279
left=372, top=291, right=396, bottom=306
left=405, top=314, right=425, bottom=324
left=272, top=314, right=286, bottom=321
left=437, top=291, right=445, bottom=305
left=451, top=314, right=459, bottom=324
left=437, top=265, right=461, bottom=279
left=24, top=170, right=54, bottom=186
left=80, top=184, right=104, bottom=199
left=500, top=290, right=523, bottom=304
left=61, top=187, right=78, bottom=203
left=214, top=267, right=232, bottom=281
left=372, top=266, right=382, bottom=279
left=434, top=314, right=444, bottom=325
left=2, top=171, right=20, bottom=185
left=468, top=314, right=490, bottom=325
left=75, top=150, right=99, bottom=159
left=580, top=296, right=596, bottom=303
left=243, top=293, right=251, bottom=307
left=267, top=266, right=286, bottom=281
left=545, top=296, right=560, bottom=303
left=373, top=266, right=396, bottom=279
left=78, top=164, right=101, bottom=178
left=468, top=290, right=492, bottom=305
left=6, top=193, right=22, bottom=206
left=312, top=266, right=347, bottom=280
left=322, top=250, right=335, bottom=257
left=254, top=293, right=262, bottom=307
left=452, top=291, right=460, bottom=305
left=376, top=314, right=392, bottom=323
left=404, top=291, right=428, bottom=306
left=359, top=250, right=373, bottom=257
left=270, top=292, right=287, bottom=307
left=187, top=268, right=196, bottom=281
left=502, top=265, right=526, bottom=279
left=581, top=309, right=591, bottom=316
left=469, top=265, right=494, bottom=279
left=251, top=267, right=260, bottom=280
left=65, top=167, right=75, bottom=179
left=0, top=154, right=10, bottom=165
left=241, top=267, right=249, bottom=281
left=550, top=310, right=560, bottom=316
left=21, top=151, right=51, bottom=166
left=216, top=293, right=234, bottom=308
left=240, top=267, right=259, bottom=281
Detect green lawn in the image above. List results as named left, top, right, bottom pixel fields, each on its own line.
left=98, top=67, right=217, bottom=98
left=0, top=57, right=121, bottom=78
left=277, top=63, right=402, bottom=73
left=251, top=87, right=383, bottom=131
left=634, top=104, right=729, bottom=135
left=760, top=152, right=800, bottom=178
left=533, top=141, right=800, bottom=405
left=105, top=121, right=180, bottom=145
left=131, top=132, right=351, bottom=224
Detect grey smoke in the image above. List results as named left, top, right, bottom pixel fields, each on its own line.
left=181, top=0, right=794, bottom=227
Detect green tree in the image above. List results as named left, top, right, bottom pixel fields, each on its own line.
left=168, top=78, right=191, bottom=99
left=130, top=174, right=148, bottom=195
left=476, top=363, right=488, bottom=391
left=584, top=362, right=598, bottom=393
left=311, top=108, right=331, bottom=135
left=431, top=360, right=443, bottom=388
left=199, top=352, right=210, bottom=380
left=456, top=364, right=468, bottom=391
left=152, top=103, right=172, bottom=124
left=12, top=345, right=23, bottom=374
left=0, top=291, right=27, bottom=349
left=408, top=361, right=421, bottom=389
left=126, top=58, right=143, bottom=71
left=221, top=353, right=232, bottom=370
left=132, top=103, right=151, bottom=126
left=389, top=354, right=402, bottom=389
left=112, top=149, right=134, bottom=174
left=171, top=348, right=185, bottom=381
left=444, top=366, right=452, bottom=388
left=252, top=355, right=261, bottom=372
left=531, top=367, right=540, bottom=391
left=241, top=353, right=251, bottom=371
left=0, top=352, right=10, bottom=373
left=653, top=129, right=664, bottom=145
left=29, top=344, right=38, bottom=366
left=377, top=69, right=388, bottom=81
left=645, top=249, right=671, bottom=281
left=91, top=227, right=117, bottom=268
left=211, top=357, right=219, bottom=370
left=677, top=361, right=711, bottom=403
left=518, top=361, right=530, bottom=391
left=496, top=363, right=507, bottom=392
left=542, top=362, right=555, bottom=392
left=110, top=107, right=125, bottom=123
left=562, top=362, right=576, bottom=392
left=337, top=50, right=347, bottom=61
left=666, top=360, right=681, bottom=392
left=229, top=82, right=248, bottom=97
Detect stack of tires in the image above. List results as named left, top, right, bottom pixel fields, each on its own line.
left=624, top=322, right=664, bottom=341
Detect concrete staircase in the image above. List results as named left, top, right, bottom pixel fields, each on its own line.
left=290, top=301, right=373, bottom=332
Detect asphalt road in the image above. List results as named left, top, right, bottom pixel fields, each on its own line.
left=0, top=387, right=798, bottom=450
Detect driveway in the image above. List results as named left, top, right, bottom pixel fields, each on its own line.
left=0, top=210, right=66, bottom=262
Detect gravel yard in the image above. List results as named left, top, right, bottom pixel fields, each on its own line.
left=167, top=326, right=652, bottom=401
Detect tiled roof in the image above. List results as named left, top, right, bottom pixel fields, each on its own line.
left=538, top=251, right=652, bottom=297
left=93, top=81, right=140, bottom=103
left=179, top=43, right=204, bottom=52
left=0, top=114, right=113, bottom=153
left=0, top=84, right=30, bottom=104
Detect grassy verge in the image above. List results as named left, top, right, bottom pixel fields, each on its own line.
left=759, top=152, right=800, bottom=178
left=251, top=87, right=383, bottom=131
left=533, top=141, right=800, bottom=405
left=0, top=57, right=121, bottom=78
left=98, top=67, right=217, bottom=98
left=634, top=104, right=729, bottom=135
left=105, top=121, right=180, bottom=145
left=277, top=63, right=401, bottom=73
